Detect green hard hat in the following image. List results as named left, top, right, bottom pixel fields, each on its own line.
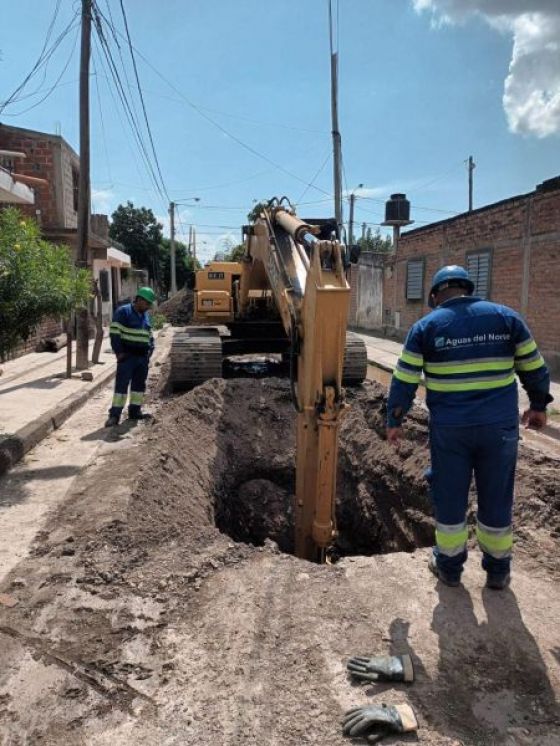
left=136, top=286, right=156, bottom=305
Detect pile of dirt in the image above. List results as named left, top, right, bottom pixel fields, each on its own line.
left=158, top=288, right=194, bottom=325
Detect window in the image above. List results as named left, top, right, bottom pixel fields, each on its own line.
left=467, top=250, right=491, bottom=299
left=406, top=259, right=424, bottom=300
left=99, top=270, right=110, bottom=302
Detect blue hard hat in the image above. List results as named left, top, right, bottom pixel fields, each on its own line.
left=429, top=265, right=474, bottom=307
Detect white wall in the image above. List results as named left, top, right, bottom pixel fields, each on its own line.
left=354, top=253, right=384, bottom=330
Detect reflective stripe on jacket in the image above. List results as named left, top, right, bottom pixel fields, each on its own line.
left=110, top=302, right=154, bottom=357
left=387, top=297, right=550, bottom=427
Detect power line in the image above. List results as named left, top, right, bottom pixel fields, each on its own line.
left=92, top=5, right=332, bottom=198
left=91, top=34, right=155, bottom=200
left=91, top=3, right=168, bottom=209
left=296, top=148, right=331, bottom=204
left=91, top=55, right=112, bottom=186
left=0, top=7, right=80, bottom=114
left=117, top=0, right=169, bottom=201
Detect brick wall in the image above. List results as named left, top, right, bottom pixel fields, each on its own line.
left=6, top=318, right=65, bottom=360
left=0, top=124, right=79, bottom=230
left=381, top=178, right=560, bottom=375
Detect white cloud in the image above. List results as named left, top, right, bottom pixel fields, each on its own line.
left=413, top=1, right=560, bottom=137
left=91, top=188, right=115, bottom=214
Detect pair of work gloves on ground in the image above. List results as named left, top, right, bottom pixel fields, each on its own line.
left=342, top=654, right=417, bottom=743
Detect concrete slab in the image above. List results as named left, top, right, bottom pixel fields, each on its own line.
left=0, top=339, right=117, bottom=475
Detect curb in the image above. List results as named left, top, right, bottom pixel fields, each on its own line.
left=0, top=362, right=117, bottom=477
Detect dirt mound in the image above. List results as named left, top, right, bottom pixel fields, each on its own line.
left=125, top=378, right=559, bottom=571
left=158, top=288, right=194, bottom=325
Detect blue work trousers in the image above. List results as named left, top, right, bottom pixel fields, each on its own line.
left=428, top=420, right=519, bottom=581
left=109, top=354, right=149, bottom=419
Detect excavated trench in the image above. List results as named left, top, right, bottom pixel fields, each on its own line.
left=134, top=378, right=435, bottom=560
left=132, top=376, right=560, bottom=568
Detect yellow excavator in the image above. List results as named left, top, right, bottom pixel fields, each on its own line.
left=169, top=198, right=367, bottom=561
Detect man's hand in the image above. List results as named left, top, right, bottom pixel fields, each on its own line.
left=116, top=352, right=128, bottom=362
left=386, top=427, right=403, bottom=445
left=522, top=409, right=547, bottom=430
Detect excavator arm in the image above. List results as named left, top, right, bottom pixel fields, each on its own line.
left=244, top=201, right=352, bottom=561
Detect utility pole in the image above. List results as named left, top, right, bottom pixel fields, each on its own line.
left=347, top=183, right=363, bottom=248
left=348, top=192, right=356, bottom=248
left=329, top=1, right=343, bottom=236
left=361, top=222, right=366, bottom=241
left=192, top=226, right=197, bottom=264
left=169, top=201, right=177, bottom=295
left=468, top=155, right=475, bottom=212
left=76, top=0, right=92, bottom=370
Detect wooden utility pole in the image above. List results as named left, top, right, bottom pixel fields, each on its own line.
left=169, top=201, right=177, bottom=294
left=329, top=1, right=343, bottom=236
left=468, top=155, right=475, bottom=212
left=348, top=192, right=356, bottom=248
left=192, top=226, right=197, bottom=264
left=75, top=0, right=92, bottom=370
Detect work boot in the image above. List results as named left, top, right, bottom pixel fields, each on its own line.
left=104, top=415, right=120, bottom=428
left=486, top=572, right=511, bottom=590
left=428, top=553, right=461, bottom=587
left=128, top=410, right=152, bottom=421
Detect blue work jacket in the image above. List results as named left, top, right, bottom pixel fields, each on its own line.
left=387, top=296, right=551, bottom=427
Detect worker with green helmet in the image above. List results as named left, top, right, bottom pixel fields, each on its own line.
left=105, top=286, right=156, bottom=427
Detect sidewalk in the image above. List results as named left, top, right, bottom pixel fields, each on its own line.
left=0, top=338, right=117, bottom=475
left=353, top=328, right=560, bottom=437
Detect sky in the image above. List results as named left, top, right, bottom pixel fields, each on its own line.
left=1, top=0, right=559, bottom=264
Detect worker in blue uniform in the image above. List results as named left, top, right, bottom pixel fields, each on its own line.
left=386, top=265, right=552, bottom=590
left=105, top=286, right=156, bottom=427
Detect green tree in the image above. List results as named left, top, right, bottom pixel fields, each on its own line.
left=357, top=227, right=393, bottom=253
left=247, top=201, right=268, bottom=223
left=224, top=243, right=245, bottom=262
left=159, top=238, right=200, bottom=295
left=0, top=208, right=91, bottom=360
left=109, top=201, right=163, bottom=283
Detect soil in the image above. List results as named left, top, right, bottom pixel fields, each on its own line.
left=1, top=376, right=559, bottom=745
left=158, top=289, right=194, bottom=326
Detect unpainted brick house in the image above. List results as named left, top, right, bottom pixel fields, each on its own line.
left=0, top=123, right=130, bottom=358
left=350, top=176, right=560, bottom=377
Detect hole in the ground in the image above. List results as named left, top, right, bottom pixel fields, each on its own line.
left=211, top=381, right=435, bottom=560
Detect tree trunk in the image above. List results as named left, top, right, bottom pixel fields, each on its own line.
left=66, top=316, right=73, bottom=379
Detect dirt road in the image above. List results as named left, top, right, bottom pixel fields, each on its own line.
left=1, top=356, right=559, bottom=745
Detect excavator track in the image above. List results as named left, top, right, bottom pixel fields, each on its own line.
left=342, top=333, right=368, bottom=386
left=169, top=329, right=223, bottom=391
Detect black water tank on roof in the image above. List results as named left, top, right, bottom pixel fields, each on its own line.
left=384, top=193, right=410, bottom=224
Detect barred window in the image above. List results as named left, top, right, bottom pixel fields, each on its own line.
left=406, top=259, right=424, bottom=300
left=467, top=251, right=491, bottom=299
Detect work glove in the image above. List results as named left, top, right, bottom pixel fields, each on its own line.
left=346, top=654, right=414, bottom=683
left=342, top=703, right=418, bottom=743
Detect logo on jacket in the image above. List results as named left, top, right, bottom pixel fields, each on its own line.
left=434, top=332, right=511, bottom=350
